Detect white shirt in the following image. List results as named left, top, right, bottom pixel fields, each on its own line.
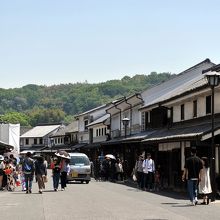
left=142, top=159, right=155, bottom=173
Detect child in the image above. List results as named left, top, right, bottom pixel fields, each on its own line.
left=21, top=173, right=26, bottom=191
left=154, top=170, right=160, bottom=191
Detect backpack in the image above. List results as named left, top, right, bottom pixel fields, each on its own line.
left=24, top=160, right=33, bottom=172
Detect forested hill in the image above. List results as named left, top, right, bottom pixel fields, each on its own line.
left=0, top=72, right=174, bottom=126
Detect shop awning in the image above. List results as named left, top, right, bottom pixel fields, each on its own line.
left=101, top=130, right=155, bottom=146
left=20, top=146, right=47, bottom=154
left=142, top=121, right=220, bottom=143
left=71, top=143, right=88, bottom=150
left=0, top=140, right=14, bottom=151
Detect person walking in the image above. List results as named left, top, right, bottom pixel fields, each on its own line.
left=199, top=157, right=212, bottom=205
left=101, top=157, right=110, bottom=181
left=115, top=158, right=124, bottom=181
left=182, top=147, right=203, bottom=206
left=4, top=159, right=16, bottom=191
left=143, top=153, right=155, bottom=191
left=2, top=156, right=8, bottom=189
left=94, top=158, right=101, bottom=181
left=9, top=154, right=17, bottom=167
left=134, top=155, right=144, bottom=189
left=51, top=157, right=61, bottom=191
left=154, top=169, right=161, bottom=191
left=60, top=158, right=70, bottom=191
left=35, top=156, right=47, bottom=194
left=22, top=152, right=35, bottom=194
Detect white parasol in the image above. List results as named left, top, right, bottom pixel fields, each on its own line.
left=105, top=154, right=116, bottom=160
left=55, top=150, right=71, bottom=159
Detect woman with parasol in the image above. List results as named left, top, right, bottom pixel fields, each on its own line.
left=55, top=150, right=70, bottom=191
left=51, top=157, right=61, bottom=191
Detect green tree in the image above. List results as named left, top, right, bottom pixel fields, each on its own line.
left=0, top=112, right=31, bottom=126
left=28, top=108, right=66, bottom=126
left=0, top=72, right=174, bottom=119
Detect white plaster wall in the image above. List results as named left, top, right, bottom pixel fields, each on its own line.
left=197, top=96, right=205, bottom=117
left=215, top=90, right=220, bottom=113
left=111, top=114, right=120, bottom=131
left=93, top=136, right=107, bottom=143
left=132, top=106, right=142, bottom=125
left=185, top=101, right=193, bottom=120
left=79, top=132, right=89, bottom=143
left=93, top=125, right=108, bottom=137
left=158, top=142, right=180, bottom=151
left=173, top=90, right=220, bottom=123
left=21, top=137, right=48, bottom=147
left=78, top=117, right=84, bottom=132
left=173, top=106, right=180, bottom=122
left=91, top=108, right=106, bottom=120
left=21, top=138, right=34, bottom=147
left=83, top=133, right=89, bottom=142
left=77, top=107, right=108, bottom=133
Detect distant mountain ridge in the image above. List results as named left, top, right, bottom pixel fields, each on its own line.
left=0, top=72, right=174, bottom=126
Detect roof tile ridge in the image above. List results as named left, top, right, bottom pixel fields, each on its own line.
left=141, top=59, right=214, bottom=94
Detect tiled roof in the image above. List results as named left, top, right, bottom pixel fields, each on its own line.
left=142, top=121, right=220, bottom=143
left=140, top=59, right=215, bottom=110
left=101, top=130, right=156, bottom=146
left=155, top=76, right=208, bottom=105
left=20, top=124, right=61, bottom=138
left=202, top=63, right=220, bottom=73
left=65, top=121, right=78, bottom=133
left=20, top=146, right=47, bottom=154
left=75, top=104, right=107, bottom=117
left=0, top=140, right=14, bottom=150
left=51, top=126, right=66, bottom=137
left=75, top=98, right=124, bottom=118
left=20, top=126, right=32, bottom=136
left=50, top=121, right=78, bottom=137
left=87, top=115, right=109, bottom=127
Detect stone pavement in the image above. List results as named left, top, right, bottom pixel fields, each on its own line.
left=1, top=171, right=220, bottom=220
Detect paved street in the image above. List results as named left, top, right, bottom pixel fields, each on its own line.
left=1, top=171, right=220, bottom=220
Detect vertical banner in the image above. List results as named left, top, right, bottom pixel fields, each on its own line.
left=0, top=123, right=20, bottom=154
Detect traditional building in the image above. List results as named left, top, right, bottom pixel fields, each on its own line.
left=139, top=59, right=217, bottom=190
left=20, top=124, right=62, bottom=154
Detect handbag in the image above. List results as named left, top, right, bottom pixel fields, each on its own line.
left=132, top=174, right=137, bottom=181
left=43, top=175, right=48, bottom=183
left=16, top=180, right=21, bottom=186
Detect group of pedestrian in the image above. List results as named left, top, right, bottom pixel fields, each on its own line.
left=1, top=148, right=212, bottom=206
left=21, top=151, right=47, bottom=194
left=51, top=156, right=70, bottom=191
left=0, top=154, right=19, bottom=191
left=133, top=153, right=161, bottom=191
left=93, top=156, right=124, bottom=182
left=0, top=151, right=71, bottom=194
left=182, top=147, right=212, bottom=206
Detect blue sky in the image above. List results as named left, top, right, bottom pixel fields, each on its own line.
left=0, top=0, right=220, bottom=89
